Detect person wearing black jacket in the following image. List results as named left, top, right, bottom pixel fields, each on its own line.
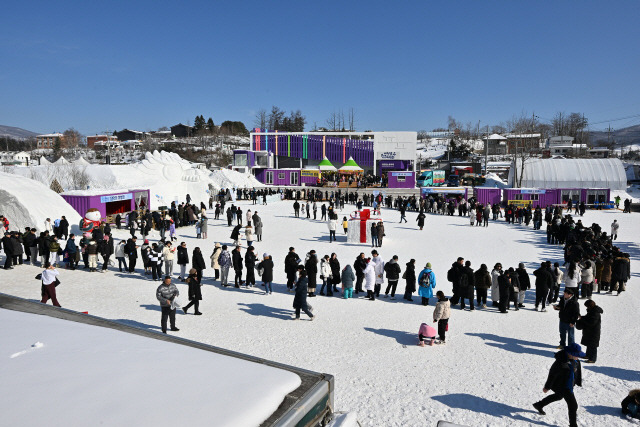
left=100, top=235, right=114, bottom=272
left=448, top=257, right=466, bottom=307
left=176, top=242, right=189, bottom=281
left=125, top=237, right=138, bottom=273
left=2, top=233, right=13, bottom=269
left=354, top=253, right=367, bottom=294
left=533, top=343, right=584, bottom=427
left=182, top=268, right=202, bottom=315
left=191, top=247, right=206, bottom=283
left=507, top=268, right=520, bottom=311
left=533, top=262, right=553, bottom=312
left=403, top=259, right=416, bottom=301
left=554, top=288, right=580, bottom=348
left=621, top=390, right=640, bottom=419
left=232, top=246, right=243, bottom=287
left=497, top=271, right=510, bottom=313
left=284, top=247, right=300, bottom=291
left=329, top=253, right=341, bottom=294
left=59, top=216, right=69, bottom=240
left=257, top=254, right=274, bottom=294
left=575, top=299, right=602, bottom=363
left=474, top=264, right=491, bottom=308
left=305, top=250, right=318, bottom=297
left=244, top=246, right=257, bottom=287
left=383, top=255, right=402, bottom=299
left=515, top=263, right=530, bottom=308
left=460, top=261, right=475, bottom=311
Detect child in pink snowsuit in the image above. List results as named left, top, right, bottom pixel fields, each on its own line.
left=418, top=323, right=437, bottom=346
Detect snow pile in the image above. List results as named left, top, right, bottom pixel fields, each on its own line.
left=417, top=138, right=448, bottom=160
left=1, top=309, right=301, bottom=427
left=209, top=168, right=264, bottom=189
left=0, top=171, right=81, bottom=232
left=480, top=172, right=509, bottom=188
left=7, top=151, right=264, bottom=210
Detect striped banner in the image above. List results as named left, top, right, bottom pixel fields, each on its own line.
left=343, top=138, right=346, bottom=162
left=275, top=130, right=278, bottom=155
left=287, top=134, right=291, bottom=157
left=322, top=135, right=326, bottom=158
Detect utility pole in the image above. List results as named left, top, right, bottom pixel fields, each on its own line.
left=484, top=124, right=488, bottom=175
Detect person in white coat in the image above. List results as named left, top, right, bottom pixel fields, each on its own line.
left=611, top=219, right=619, bottom=240
left=371, top=250, right=384, bottom=297
left=327, top=218, right=338, bottom=242
left=163, top=242, right=176, bottom=276
left=319, top=255, right=332, bottom=295
left=44, top=218, right=53, bottom=234
left=491, top=263, right=502, bottom=307
left=564, top=261, right=579, bottom=294
left=364, top=259, right=376, bottom=300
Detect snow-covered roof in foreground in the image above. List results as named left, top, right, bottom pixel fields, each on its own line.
left=1, top=308, right=301, bottom=426
left=512, top=158, right=627, bottom=190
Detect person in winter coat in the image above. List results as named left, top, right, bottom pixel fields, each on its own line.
left=403, top=259, right=417, bottom=301
left=327, top=218, right=338, bottom=243
left=432, top=291, right=450, bottom=344
left=610, top=252, right=631, bottom=295
left=156, top=276, right=180, bottom=334
left=162, top=241, right=175, bottom=276
left=245, top=225, right=254, bottom=247
left=548, top=262, right=564, bottom=304
left=230, top=224, right=242, bottom=246
left=257, top=253, right=274, bottom=294
left=533, top=262, right=554, bottom=311
left=363, top=258, right=376, bottom=300
left=191, top=247, right=206, bottom=283
left=621, top=389, right=640, bottom=419
left=533, top=343, right=584, bottom=427
left=40, top=263, right=61, bottom=307
left=383, top=255, right=402, bottom=298
left=124, top=236, right=138, bottom=273
left=417, top=263, right=437, bottom=306
left=285, top=247, right=301, bottom=291
left=329, top=253, right=341, bottom=294
left=140, top=239, right=151, bottom=274
left=176, top=242, right=189, bottom=281
left=341, top=264, right=355, bottom=299
left=305, top=250, right=318, bottom=296
left=232, top=246, right=244, bottom=287
left=371, top=251, right=385, bottom=297
left=319, top=255, right=332, bottom=296
left=99, top=234, right=114, bottom=272
left=474, top=264, right=491, bottom=308
left=460, top=260, right=475, bottom=311
left=448, top=257, right=466, bottom=307
left=148, top=243, right=164, bottom=280
left=293, top=266, right=314, bottom=320
left=244, top=246, right=257, bottom=287
left=86, top=240, right=98, bottom=272
left=209, top=242, right=221, bottom=280
left=64, top=235, right=78, bottom=270
left=376, top=222, right=385, bottom=247
left=497, top=270, right=511, bottom=313
left=553, top=288, right=580, bottom=348
left=254, top=215, right=263, bottom=242
left=342, top=217, right=349, bottom=234
left=418, top=322, right=437, bottom=347
left=354, top=253, right=367, bottom=294
left=219, top=245, right=232, bottom=287
left=575, top=299, right=602, bottom=363
left=506, top=267, right=520, bottom=311
left=115, top=240, right=128, bottom=272
left=49, top=237, right=61, bottom=267
left=564, top=261, right=579, bottom=294
left=516, top=263, right=530, bottom=308
left=610, top=219, right=619, bottom=240
left=182, top=268, right=202, bottom=315
left=491, top=263, right=503, bottom=307
left=416, top=211, right=426, bottom=231
left=579, top=260, right=594, bottom=299
left=600, top=256, right=613, bottom=292
left=370, top=222, right=378, bottom=247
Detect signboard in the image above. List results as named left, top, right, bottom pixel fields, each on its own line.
left=520, top=189, right=546, bottom=194
left=380, top=152, right=397, bottom=160
left=301, top=170, right=321, bottom=177
left=421, top=187, right=466, bottom=195
left=100, top=193, right=132, bottom=204
left=390, top=172, right=413, bottom=177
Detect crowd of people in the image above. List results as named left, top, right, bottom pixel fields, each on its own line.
left=0, top=186, right=636, bottom=425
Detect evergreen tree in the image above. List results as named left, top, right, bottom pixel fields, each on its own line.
left=207, top=117, right=215, bottom=131
left=50, top=178, right=63, bottom=193
left=194, top=115, right=206, bottom=134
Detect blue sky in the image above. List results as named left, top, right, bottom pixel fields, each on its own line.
left=1, top=1, right=639, bottom=135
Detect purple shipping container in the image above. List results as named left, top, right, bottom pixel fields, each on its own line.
left=475, top=188, right=502, bottom=206
left=387, top=171, right=415, bottom=188
left=502, top=188, right=610, bottom=208
left=61, top=189, right=150, bottom=220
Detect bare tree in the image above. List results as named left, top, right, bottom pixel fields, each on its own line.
left=326, top=111, right=338, bottom=131
left=63, top=128, right=83, bottom=149
left=254, top=109, right=267, bottom=129
left=348, top=108, right=356, bottom=131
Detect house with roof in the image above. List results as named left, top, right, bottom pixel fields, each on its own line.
left=36, top=133, right=64, bottom=149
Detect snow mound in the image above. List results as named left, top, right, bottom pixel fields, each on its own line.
left=0, top=172, right=82, bottom=232
left=209, top=168, right=264, bottom=189
left=480, top=172, right=509, bottom=189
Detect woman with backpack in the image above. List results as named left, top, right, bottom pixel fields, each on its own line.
left=417, top=262, right=436, bottom=306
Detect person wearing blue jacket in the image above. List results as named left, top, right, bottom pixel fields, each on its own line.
left=417, top=263, right=437, bottom=306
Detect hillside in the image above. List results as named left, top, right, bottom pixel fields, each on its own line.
left=0, top=125, right=39, bottom=140
left=590, top=124, right=640, bottom=146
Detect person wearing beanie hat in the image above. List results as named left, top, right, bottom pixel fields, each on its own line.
left=553, top=287, right=581, bottom=349
left=533, top=343, right=584, bottom=427
left=515, top=263, right=530, bottom=308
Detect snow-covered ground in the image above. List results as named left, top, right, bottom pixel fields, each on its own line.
left=1, top=199, right=638, bottom=426
left=1, top=309, right=300, bottom=427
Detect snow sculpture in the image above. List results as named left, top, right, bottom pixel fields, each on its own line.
left=79, top=208, right=102, bottom=233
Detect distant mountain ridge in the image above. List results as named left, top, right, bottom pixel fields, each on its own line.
left=0, top=125, right=39, bottom=140
left=590, top=124, right=640, bottom=146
